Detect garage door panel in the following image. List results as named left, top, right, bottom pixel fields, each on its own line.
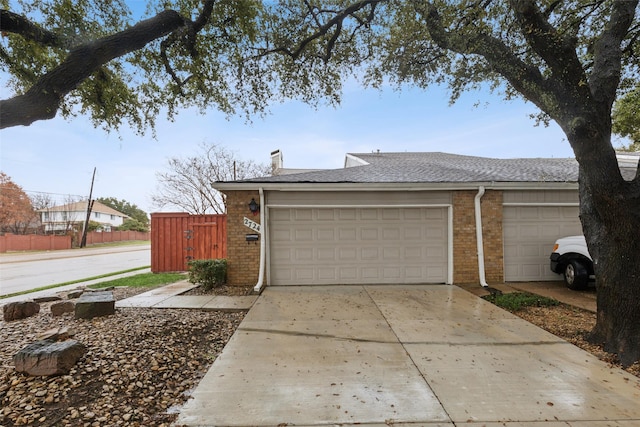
left=361, top=247, right=379, bottom=260
left=295, top=229, right=313, bottom=241
left=383, top=247, right=401, bottom=260
left=318, top=268, right=337, bottom=280
left=339, top=247, right=357, bottom=260
left=382, top=209, right=400, bottom=220
left=339, top=209, right=357, bottom=220
left=317, top=209, right=336, bottom=220
left=270, top=207, right=448, bottom=285
left=317, top=248, right=336, bottom=261
left=339, top=228, right=357, bottom=240
left=383, top=228, right=401, bottom=240
left=361, top=228, right=379, bottom=240
left=295, top=209, right=313, bottom=220
left=339, top=266, right=357, bottom=280
left=317, top=229, right=335, bottom=240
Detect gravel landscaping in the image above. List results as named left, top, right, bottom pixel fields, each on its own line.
left=1, top=285, right=638, bottom=427
left=0, top=286, right=245, bottom=426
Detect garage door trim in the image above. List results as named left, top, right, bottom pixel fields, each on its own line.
left=265, top=203, right=454, bottom=285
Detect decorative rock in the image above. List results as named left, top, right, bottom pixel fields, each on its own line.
left=3, top=301, right=40, bottom=321
left=66, top=290, right=84, bottom=299
left=51, top=301, right=75, bottom=317
left=33, top=296, right=62, bottom=303
left=13, top=339, right=86, bottom=376
left=75, top=291, right=115, bottom=319
left=37, top=327, right=75, bottom=341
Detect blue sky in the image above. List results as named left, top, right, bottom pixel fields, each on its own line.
left=1, top=81, right=581, bottom=214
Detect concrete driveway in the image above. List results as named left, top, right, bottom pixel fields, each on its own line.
left=177, top=285, right=640, bottom=426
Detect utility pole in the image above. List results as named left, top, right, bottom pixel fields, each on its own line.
left=80, top=167, right=96, bottom=248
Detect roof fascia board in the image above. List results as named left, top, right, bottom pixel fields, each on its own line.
left=213, top=181, right=579, bottom=192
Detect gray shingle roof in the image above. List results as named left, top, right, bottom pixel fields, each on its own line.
left=235, top=152, right=581, bottom=184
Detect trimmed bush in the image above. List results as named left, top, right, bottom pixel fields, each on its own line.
left=187, top=259, right=228, bottom=290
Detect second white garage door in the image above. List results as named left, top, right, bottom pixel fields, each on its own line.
left=269, top=207, right=448, bottom=285
left=503, top=205, right=582, bottom=281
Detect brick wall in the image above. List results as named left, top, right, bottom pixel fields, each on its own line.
left=225, top=190, right=261, bottom=286
left=453, top=190, right=504, bottom=284
left=481, top=190, right=504, bottom=283
left=453, top=191, right=479, bottom=283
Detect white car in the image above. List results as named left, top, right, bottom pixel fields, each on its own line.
left=549, top=235, right=594, bottom=290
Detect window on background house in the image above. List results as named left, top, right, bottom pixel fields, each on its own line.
left=43, top=212, right=49, bottom=221
left=94, top=212, right=101, bottom=218
left=110, top=215, right=116, bottom=220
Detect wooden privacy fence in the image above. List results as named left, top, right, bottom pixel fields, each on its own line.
left=0, top=231, right=150, bottom=253
left=151, top=213, right=227, bottom=273
left=0, top=234, right=72, bottom=252
left=85, top=231, right=149, bottom=245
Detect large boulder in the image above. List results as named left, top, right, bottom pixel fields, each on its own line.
left=13, top=339, right=86, bottom=376
left=51, top=301, right=75, bottom=317
left=74, top=291, right=115, bottom=319
left=3, top=301, right=40, bottom=321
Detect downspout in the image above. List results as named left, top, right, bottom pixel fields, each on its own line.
left=475, top=186, right=489, bottom=287
left=254, top=187, right=266, bottom=293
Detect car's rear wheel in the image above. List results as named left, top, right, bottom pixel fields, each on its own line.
left=564, top=260, right=588, bottom=290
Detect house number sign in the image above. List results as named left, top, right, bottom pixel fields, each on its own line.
left=243, top=217, right=261, bottom=234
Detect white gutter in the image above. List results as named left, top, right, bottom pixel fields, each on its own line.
left=254, top=187, right=266, bottom=293
left=475, top=186, right=489, bottom=288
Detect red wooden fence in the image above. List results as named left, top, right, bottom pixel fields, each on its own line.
left=0, top=231, right=150, bottom=253
left=150, top=213, right=227, bottom=273
left=0, top=234, right=72, bottom=252
left=85, top=231, right=149, bottom=245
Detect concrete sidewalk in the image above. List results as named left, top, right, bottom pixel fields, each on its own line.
left=116, top=281, right=258, bottom=311
left=177, top=285, right=639, bottom=426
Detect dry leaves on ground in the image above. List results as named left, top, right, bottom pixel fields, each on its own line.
left=513, top=304, right=640, bottom=378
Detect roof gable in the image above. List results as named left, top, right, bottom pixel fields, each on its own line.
left=38, top=201, right=129, bottom=217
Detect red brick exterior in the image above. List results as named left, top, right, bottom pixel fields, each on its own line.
left=453, top=190, right=504, bottom=284
left=453, top=191, right=479, bottom=283
left=223, top=189, right=505, bottom=286
left=224, top=190, right=261, bottom=286
left=480, top=190, right=504, bottom=283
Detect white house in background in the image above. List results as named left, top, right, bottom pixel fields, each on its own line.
left=38, top=201, right=129, bottom=232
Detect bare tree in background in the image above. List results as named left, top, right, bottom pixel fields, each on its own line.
left=152, top=142, right=270, bottom=214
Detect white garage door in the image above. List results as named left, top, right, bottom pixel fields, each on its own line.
left=503, top=205, right=582, bottom=281
left=269, top=207, right=448, bottom=285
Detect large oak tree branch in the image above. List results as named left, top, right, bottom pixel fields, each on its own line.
left=589, top=0, right=639, bottom=111
left=509, top=0, right=588, bottom=91
left=419, top=2, right=560, bottom=119
left=258, top=0, right=382, bottom=61
left=0, top=9, right=64, bottom=48
left=0, top=10, right=187, bottom=129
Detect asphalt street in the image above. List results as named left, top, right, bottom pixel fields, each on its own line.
left=0, top=244, right=151, bottom=296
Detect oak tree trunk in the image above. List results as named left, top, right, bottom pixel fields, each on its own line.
left=574, top=134, right=640, bottom=367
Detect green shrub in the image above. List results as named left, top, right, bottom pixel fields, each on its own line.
left=482, top=292, right=560, bottom=312
left=187, top=259, right=227, bottom=290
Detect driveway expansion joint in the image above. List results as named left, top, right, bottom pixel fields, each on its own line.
left=238, top=327, right=399, bottom=344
